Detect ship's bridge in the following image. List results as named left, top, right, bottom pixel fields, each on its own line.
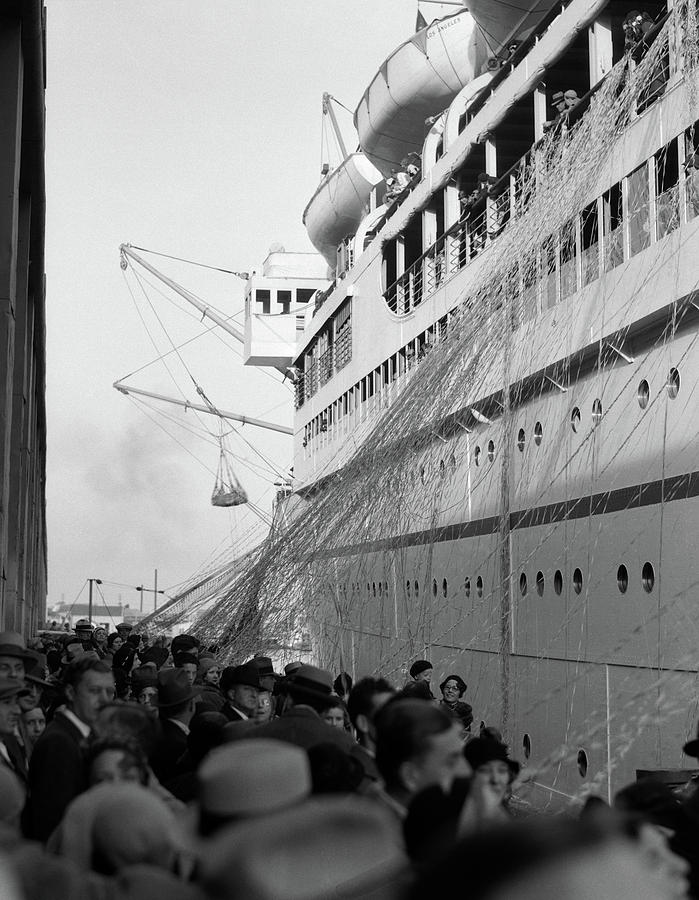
left=243, top=249, right=330, bottom=369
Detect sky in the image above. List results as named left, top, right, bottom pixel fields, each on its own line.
left=44, top=0, right=416, bottom=618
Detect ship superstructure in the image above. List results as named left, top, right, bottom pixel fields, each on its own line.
left=217, top=0, right=699, bottom=805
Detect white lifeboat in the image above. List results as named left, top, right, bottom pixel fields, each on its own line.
left=466, top=0, right=561, bottom=55
left=302, top=152, right=383, bottom=268
left=354, top=11, right=489, bottom=177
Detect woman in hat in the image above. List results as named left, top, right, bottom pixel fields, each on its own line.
left=439, top=675, right=473, bottom=736
left=462, top=737, right=521, bottom=824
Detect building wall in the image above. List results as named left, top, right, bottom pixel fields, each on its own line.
left=0, top=1, right=47, bottom=635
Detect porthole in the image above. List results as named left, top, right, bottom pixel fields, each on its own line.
left=536, top=571, right=545, bottom=596
left=573, top=568, right=583, bottom=594
left=432, top=579, right=438, bottom=597
left=638, top=379, right=649, bottom=409
left=378, top=582, right=382, bottom=596
left=384, top=581, right=388, bottom=594
left=414, top=580, right=420, bottom=596
left=534, top=421, right=543, bottom=446
left=439, top=459, right=446, bottom=477
left=449, top=452, right=457, bottom=470
left=617, top=564, right=628, bottom=593
left=420, top=465, right=426, bottom=484
left=366, top=582, right=370, bottom=595
left=520, top=572, right=527, bottom=596
left=571, top=407, right=581, bottom=432
left=442, top=578, right=448, bottom=598
left=464, top=577, right=471, bottom=598
left=642, top=562, right=655, bottom=592
left=372, top=582, right=376, bottom=597
left=591, top=399, right=602, bottom=426
left=474, top=445, right=481, bottom=466
left=487, top=440, right=495, bottom=462
left=577, top=748, right=588, bottom=778
left=523, top=733, right=532, bottom=759
left=667, top=367, right=680, bottom=398
left=554, top=570, right=563, bottom=595
left=517, top=428, right=525, bottom=452
left=476, top=576, right=483, bottom=598
left=406, top=580, right=411, bottom=597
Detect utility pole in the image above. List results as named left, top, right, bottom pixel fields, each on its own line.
left=88, top=578, right=102, bottom=624
left=153, top=569, right=158, bottom=612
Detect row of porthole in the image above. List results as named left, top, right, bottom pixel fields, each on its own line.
left=520, top=732, right=589, bottom=777
left=432, top=369, right=682, bottom=471
left=519, top=562, right=655, bottom=596
left=349, top=563, right=655, bottom=601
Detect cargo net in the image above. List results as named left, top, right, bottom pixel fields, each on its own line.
left=151, top=5, right=699, bottom=805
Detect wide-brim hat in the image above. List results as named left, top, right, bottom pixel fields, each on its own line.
left=156, top=668, right=202, bottom=708
left=285, top=664, right=334, bottom=703
left=0, top=631, right=40, bottom=673
left=247, top=656, right=277, bottom=691
left=0, top=678, right=32, bottom=702
left=463, top=737, right=520, bottom=776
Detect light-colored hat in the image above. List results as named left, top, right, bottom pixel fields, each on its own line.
left=201, top=796, right=407, bottom=899
left=198, top=738, right=311, bottom=818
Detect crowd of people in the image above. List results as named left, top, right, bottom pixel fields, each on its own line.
left=0, top=623, right=698, bottom=898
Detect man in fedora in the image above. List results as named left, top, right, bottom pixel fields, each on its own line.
left=0, top=678, right=31, bottom=788
left=151, top=667, right=201, bottom=783
left=251, top=664, right=356, bottom=753
left=26, top=656, right=115, bottom=841
left=219, top=663, right=261, bottom=722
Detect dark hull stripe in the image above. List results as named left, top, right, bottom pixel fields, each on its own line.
left=324, top=470, right=699, bottom=557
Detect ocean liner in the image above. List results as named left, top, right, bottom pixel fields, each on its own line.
left=147, top=0, right=699, bottom=806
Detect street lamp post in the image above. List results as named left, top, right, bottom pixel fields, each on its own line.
left=136, top=583, right=166, bottom=613
left=88, top=578, right=102, bottom=624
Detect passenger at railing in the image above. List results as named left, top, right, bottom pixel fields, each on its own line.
left=406, top=152, right=421, bottom=179
left=543, top=90, right=578, bottom=131
left=623, top=10, right=655, bottom=58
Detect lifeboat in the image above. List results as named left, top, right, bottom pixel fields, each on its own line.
left=466, top=0, right=561, bottom=54
left=354, top=11, right=490, bottom=177
left=302, top=152, right=383, bottom=268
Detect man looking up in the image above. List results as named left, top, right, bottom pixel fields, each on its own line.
left=26, top=657, right=115, bottom=841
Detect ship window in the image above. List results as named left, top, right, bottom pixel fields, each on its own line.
left=581, top=201, right=599, bottom=287
left=592, top=399, right=602, bottom=426
left=420, top=465, right=426, bottom=485
left=384, top=581, right=388, bottom=594
left=450, top=452, right=457, bottom=470
left=487, top=440, right=495, bottom=462
left=573, top=568, right=583, bottom=594
left=534, top=421, right=543, bottom=445
left=656, top=138, right=680, bottom=238
left=603, top=182, right=623, bottom=271
left=577, top=749, right=588, bottom=778
left=278, top=290, right=292, bottom=314
left=406, top=580, right=411, bottom=597
left=465, top=577, right=471, bottom=598
left=432, top=579, right=438, bottom=597
left=415, top=580, right=419, bottom=596
left=554, top=570, right=563, bottom=595
left=628, top=163, right=651, bottom=258
left=296, top=288, right=316, bottom=304
left=523, top=733, right=532, bottom=759
left=474, top=446, right=481, bottom=466
left=517, top=428, right=525, bottom=452
left=255, top=289, right=271, bottom=314
left=667, top=367, right=680, bottom=398
left=439, top=459, right=446, bottom=477
left=378, top=582, right=382, bottom=596
left=617, top=564, right=629, bottom=593
left=571, top=407, right=581, bottom=432
left=536, top=571, right=545, bottom=596
left=442, top=578, right=448, bottom=598
left=519, top=573, right=527, bottom=596
left=372, top=582, right=376, bottom=597
left=638, top=379, right=650, bottom=408
left=476, top=576, right=483, bottom=597
left=642, top=562, right=655, bottom=592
